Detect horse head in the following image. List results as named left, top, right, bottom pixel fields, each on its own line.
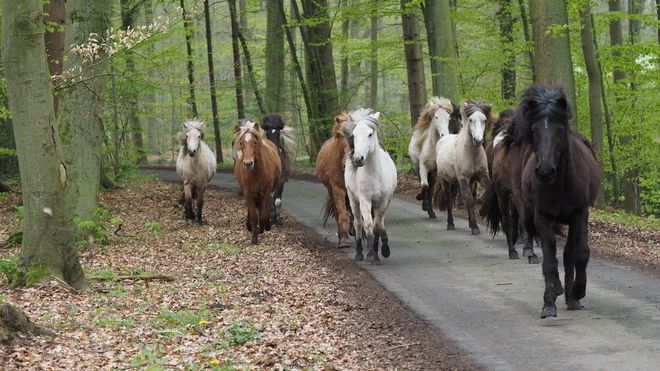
left=462, top=99, right=492, bottom=147
left=262, top=113, right=285, bottom=151
left=518, top=85, right=572, bottom=184
left=180, top=120, right=205, bottom=157
left=342, top=108, right=381, bottom=167
left=234, top=122, right=263, bottom=170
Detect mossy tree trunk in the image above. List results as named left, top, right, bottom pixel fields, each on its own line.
left=1, top=0, right=89, bottom=289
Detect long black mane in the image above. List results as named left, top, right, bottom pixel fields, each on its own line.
left=513, top=85, right=572, bottom=143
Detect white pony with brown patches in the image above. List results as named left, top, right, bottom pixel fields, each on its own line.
left=176, top=120, right=216, bottom=224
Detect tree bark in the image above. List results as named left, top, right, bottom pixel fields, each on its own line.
left=498, top=0, right=516, bottom=103
left=529, top=0, right=577, bottom=130
left=401, top=0, right=427, bottom=128
left=43, top=0, right=65, bottom=116
left=265, top=0, right=286, bottom=113
left=2, top=0, right=89, bottom=289
left=228, top=0, right=245, bottom=119
left=180, top=0, right=198, bottom=118
left=422, top=0, right=458, bottom=102
left=369, top=4, right=378, bottom=110
left=579, top=4, right=606, bottom=209
left=203, top=0, right=223, bottom=163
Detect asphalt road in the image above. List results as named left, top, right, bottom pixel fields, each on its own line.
left=150, top=169, right=660, bottom=371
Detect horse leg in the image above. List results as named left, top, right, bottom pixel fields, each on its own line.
left=565, top=211, right=590, bottom=311
left=514, top=194, right=539, bottom=264
left=536, top=215, right=564, bottom=318
left=443, top=181, right=455, bottom=230
left=418, top=163, right=430, bottom=212
left=260, top=195, right=272, bottom=234
left=498, top=193, right=519, bottom=259
left=375, top=209, right=390, bottom=258
left=195, top=186, right=206, bottom=225
left=426, top=171, right=437, bottom=219
left=459, top=178, right=479, bottom=235
left=349, top=195, right=364, bottom=261
left=271, top=181, right=284, bottom=227
left=359, top=200, right=380, bottom=265
left=183, top=182, right=195, bottom=220
left=333, top=189, right=351, bottom=248
left=246, top=199, right=259, bottom=244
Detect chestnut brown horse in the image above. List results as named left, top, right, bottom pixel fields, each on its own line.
left=316, top=112, right=354, bottom=248
left=516, top=85, right=600, bottom=318
left=234, top=122, right=282, bottom=244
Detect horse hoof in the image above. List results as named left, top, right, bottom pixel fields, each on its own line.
left=251, top=238, right=259, bottom=245
left=338, top=239, right=351, bottom=249
left=355, top=253, right=364, bottom=262
left=541, top=306, right=557, bottom=318
left=509, top=250, right=520, bottom=260
left=416, top=192, right=424, bottom=201
left=522, top=248, right=535, bottom=257
left=381, top=245, right=390, bottom=258
left=428, top=211, right=437, bottom=219
left=567, top=299, right=583, bottom=311
left=370, top=260, right=382, bottom=266
left=447, top=224, right=455, bottom=231
left=471, top=227, right=480, bottom=235
left=528, top=256, right=540, bottom=264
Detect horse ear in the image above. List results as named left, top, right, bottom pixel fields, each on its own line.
left=252, top=122, right=260, bottom=131
left=234, top=125, right=241, bottom=133
left=373, top=112, right=380, bottom=119
left=557, top=97, right=568, bottom=110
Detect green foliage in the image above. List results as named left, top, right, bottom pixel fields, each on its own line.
left=25, top=262, right=51, bottom=286
left=216, top=320, right=262, bottom=347
left=74, top=207, right=124, bottom=245
left=0, top=257, right=18, bottom=284
left=144, top=221, right=161, bottom=235
left=131, top=346, right=166, bottom=369
left=590, top=208, right=660, bottom=231
left=1, top=231, right=22, bottom=248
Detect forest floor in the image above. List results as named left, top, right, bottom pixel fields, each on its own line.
left=0, top=166, right=659, bottom=370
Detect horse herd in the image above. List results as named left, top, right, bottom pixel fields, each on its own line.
left=175, top=84, right=601, bottom=318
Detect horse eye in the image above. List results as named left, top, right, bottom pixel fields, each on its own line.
left=369, top=133, right=373, bottom=137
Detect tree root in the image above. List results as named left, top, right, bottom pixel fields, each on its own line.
left=0, top=303, right=55, bottom=345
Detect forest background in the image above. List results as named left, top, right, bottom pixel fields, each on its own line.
left=1, top=0, right=660, bottom=287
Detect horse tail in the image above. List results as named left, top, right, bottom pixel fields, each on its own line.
left=321, top=195, right=335, bottom=226
left=432, top=179, right=455, bottom=212
left=279, top=126, right=297, bottom=182
left=479, top=182, right=501, bottom=237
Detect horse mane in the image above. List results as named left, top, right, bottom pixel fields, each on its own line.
left=342, top=108, right=380, bottom=136
left=413, top=96, right=453, bottom=133
left=332, top=111, right=352, bottom=140
left=234, top=124, right=279, bottom=158
left=513, top=84, right=572, bottom=143
left=493, top=109, right=514, bottom=136
left=261, top=113, right=285, bottom=130
left=462, top=99, right=493, bottom=133
left=178, top=119, right=205, bottom=147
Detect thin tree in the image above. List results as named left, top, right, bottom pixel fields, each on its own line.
left=498, top=0, right=516, bottom=103
left=203, top=0, right=223, bottom=163
left=579, top=3, right=606, bottom=208
left=265, top=0, right=286, bottom=113
left=2, top=0, right=89, bottom=289
left=369, top=2, right=378, bottom=110
left=228, top=0, right=245, bottom=119
left=401, top=0, right=427, bottom=127
left=180, top=0, right=199, bottom=118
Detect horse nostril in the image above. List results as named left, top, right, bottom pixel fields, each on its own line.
left=188, top=149, right=196, bottom=157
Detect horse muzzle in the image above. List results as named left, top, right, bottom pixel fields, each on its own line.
left=352, top=155, right=365, bottom=167
left=242, top=160, right=254, bottom=170
left=535, top=165, right=556, bottom=184
left=188, top=149, right=197, bottom=157
left=472, top=137, right=484, bottom=147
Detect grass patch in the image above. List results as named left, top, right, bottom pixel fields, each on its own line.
left=591, top=208, right=660, bottom=230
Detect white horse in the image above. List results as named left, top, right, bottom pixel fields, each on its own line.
left=342, top=108, right=397, bottom=265
left=176, top=120, right=216, bottom=224
left=434, top=100, right=492, bottom=235
left=408, top=96, right=458, bottom=219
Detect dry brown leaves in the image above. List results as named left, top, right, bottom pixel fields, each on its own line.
left=0, top=178, right=478, bottom=371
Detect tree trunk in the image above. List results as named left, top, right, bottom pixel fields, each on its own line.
left=2, top=0, right=89, bottom=289
left=43, top=0, right=65, bottom=116
left=228, top=0, right=245, bottom=120
left=144, top=0, right=159, bottom=155
left=579, top=4, right=606, bottom=209
left=369, top=5, right=378, bottom=110
left=422, top=0, right=458, bottom=102
left=529, top=0, right=577, bottom=130
left=401, top=0, right=427, bottom=128
left=498, top=0, right=516, bottom=103
left=180, top=0, right=198, bottom=118
left=517, top=0, right=535, bottom=81
left=204, top=0, right=223, bottom=163
left=265, top=0, right=286, bottom=113
left=58, top=0, right=110, bottom=229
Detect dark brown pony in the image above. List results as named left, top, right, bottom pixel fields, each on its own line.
left=516, top=85, right=600, bottom=318
left=480, top=110, right=539, bottom=264
left=261, top=113, right=296, bottom=227
left=234, top=122, right=282, bottom=244
left=316, top=112, right=354, bottom=248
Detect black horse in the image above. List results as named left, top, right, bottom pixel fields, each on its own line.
left=261, top=113, right=296, bottom=227
left=513, top=85, right=601, bottom=318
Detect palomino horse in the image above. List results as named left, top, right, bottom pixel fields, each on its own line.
left=434, top=99, right=492, bottom=235
left=480, top=109, right=539, bottom=263
left=515, top=85, right=600, bottom=318
left=316, top=112, right=354, bottom=248
left=342, top=108, right=397, bottom=265
left=176, top=120, right=216, bottom=224
left=234, top=122, right=282, bottom=244
left=408, top=97, right=461, bottom=218
left=261, top=113, right=296, bottom=227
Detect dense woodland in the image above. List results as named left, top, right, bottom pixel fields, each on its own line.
left=1, top=0, right=660, bottom=287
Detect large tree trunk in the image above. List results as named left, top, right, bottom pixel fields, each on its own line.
left=228, top=0, right=245, bottom=120
left=58, top=0, right=111, bottom=230
left=43, top=0, right=65, bottom=116
left=369, top=4, right=378, bottom=110
left=579, top=4, right=606, bottom=209
left=2, top=0, right=89, bottom=289
left=204, top=0, right=223, bottom=163
left=422, top=0, right=458, bottom=102
left=529, top=0, right=577, bottom=130
left=265, top=0, right=286, bottom=113
left=401, top=0, right=427, bottom=128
